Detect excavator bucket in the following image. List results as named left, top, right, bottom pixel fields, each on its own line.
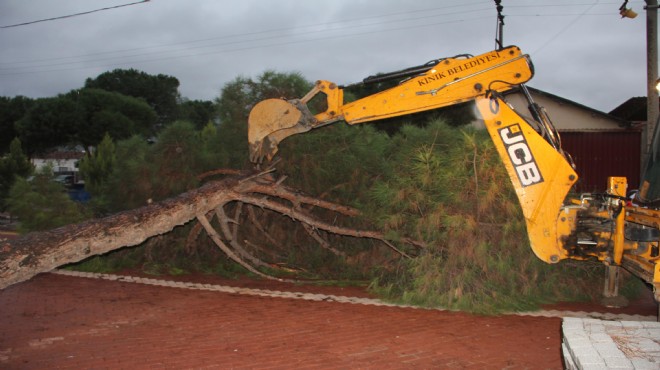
left=248, top=99, right=312, bottom=163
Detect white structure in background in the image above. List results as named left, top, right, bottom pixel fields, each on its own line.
left=31, top=150, right=85, bottom=184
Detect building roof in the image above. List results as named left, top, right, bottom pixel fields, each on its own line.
left=507, top=86, right=633, bottom=128
left=38, top=151, right=85, bottom=160
left=609, top=97, right=660, bottom=122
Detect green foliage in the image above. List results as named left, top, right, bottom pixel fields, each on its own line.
left=275, top=121, right=391, bottom=207
left=66, top=250, right=143, bottom=274
left=0, top=138, right=33, bottom=211
left=15, top=96, right=82, bottom=156
left=79, top=133, right=116, bottom=191
left=15, top=89, right=156, bottom=155
left=178, top=99, right=216, bottom=129
left=7, top=168, right=89, bottom=233
left=0, top=96, right=34, bottom=154
left=67, top=88, right=157, bottom=149
left=147, top=120, right=203, bottom=199
left=102, top=135, right=151, bottom=212
left=101, top=121, right=214, bottom=212
left=198, top=122, right=230, bottom=171
left=365, top=121, right=601, bottom=313
left=85, top=68, right=181, bottom=125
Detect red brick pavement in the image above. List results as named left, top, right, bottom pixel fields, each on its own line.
left=0, top=273, right=563, bottom=369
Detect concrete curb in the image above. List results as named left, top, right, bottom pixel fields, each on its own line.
left=50, top=269, right=657, bottom=322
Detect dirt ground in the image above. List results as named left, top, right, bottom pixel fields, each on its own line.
left=0, top=271, right=656, bottom=369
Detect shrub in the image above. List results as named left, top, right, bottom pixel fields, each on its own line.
left=8, top=168, right=89, bottom=233
left=365, top=120, right=602, bottom=313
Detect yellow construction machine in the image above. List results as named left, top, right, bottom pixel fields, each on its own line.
left=247, top=45, right=660, bottom=305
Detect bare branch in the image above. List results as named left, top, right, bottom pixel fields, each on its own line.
left=197, top=168, right=243, bottom=181
left=196, top=213, right=294, bottom=282
left=301, top=222, right=346, bottom=257
left=214, top=205, right=268, bottom=268
left=246, top=206, right=283, bottom=249
left=240, top=194, right=413, bottom=258
left=248, top=184, right=360, bottom=217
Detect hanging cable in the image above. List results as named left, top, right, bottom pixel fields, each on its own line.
left=1, top=0, right=150, bottom=29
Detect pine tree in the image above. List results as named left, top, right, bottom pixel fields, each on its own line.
left=8, top=168, right=88, bottom=233
left=0, top=138, right=33, bottom=211
left=79, top=133, right=116, bottom=195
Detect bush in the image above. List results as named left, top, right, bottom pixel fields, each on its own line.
left=363, top=121, right=602, bottom=313
left=8, top=169, right=89, bottom=233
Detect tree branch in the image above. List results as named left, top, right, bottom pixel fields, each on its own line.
left=240, top=194, right=413, bottom=258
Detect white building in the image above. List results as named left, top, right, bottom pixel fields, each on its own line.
left=32, top=151, right=84, bottom=175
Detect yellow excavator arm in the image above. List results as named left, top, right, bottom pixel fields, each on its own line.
left=247, top=45, right=577, bottom=262
left=249, top=46, right=533, bottom=163
left=476, top=97, right=578, bottom=263
left=247, top=45, right=660, bottom=302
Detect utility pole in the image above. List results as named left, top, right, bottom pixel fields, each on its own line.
left=646, top=0, right=658, bottom=160
left=494, top=0, right=504, bottom=49
left=630, top=0, right=659, bottom=179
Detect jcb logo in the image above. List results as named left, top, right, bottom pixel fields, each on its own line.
left=498, top=124, right=544, bottom=187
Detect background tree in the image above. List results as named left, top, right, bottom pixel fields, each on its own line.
left=15, top=90, right=156, bottom=156
left=15, top=96, right=82, bottom=156
left=147, top=120, right=203, bottom=199
left=102, top=121, right=206, bottom=213
left=66, top=88, right=157, bottom=150
left=215, top=70, right=312, bottom=167
left=85, top=68, right=181, bottom=126
left=78, top=133, right=116, bottom=197
left=0, top=96, right=34, bottom=154
left=0, top=138, right=33, bottom=211
left=102, top=136, right=150, bottom=212
left=198, top=122, right=229, bottom=171
left=7, top=168, right=88, bottom=233
left=178, top=99, right=216, bottom=129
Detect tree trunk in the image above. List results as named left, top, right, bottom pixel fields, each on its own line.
left=0, top=176, right=252, bottom=289
left=1, top=171, right=422, bottom=290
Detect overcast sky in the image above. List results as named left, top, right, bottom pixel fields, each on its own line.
left=0, top=0, right=654, bottom=113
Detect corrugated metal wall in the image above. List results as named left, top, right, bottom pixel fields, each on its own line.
left=560, top=131, right=641, bottom=193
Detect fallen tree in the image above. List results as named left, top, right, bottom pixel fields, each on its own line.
left=0, top=169, right=423, bottom=290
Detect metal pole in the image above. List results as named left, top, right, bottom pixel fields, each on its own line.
left=494, top=0, right=504, bottom=49
left=646, top=0, right=658, bottom=164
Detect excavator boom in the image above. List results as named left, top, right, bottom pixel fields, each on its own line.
left=248, top=46, right=533, bottom=163
left=476, top=96, right=578, bottom=263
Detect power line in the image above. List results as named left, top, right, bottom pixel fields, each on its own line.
left=0, top=5, right=495, bottom=74
left=0, top=1, right=630, bottom=78
left=530, top=1, right=601, bottom=55
left=0, top=3, right=491, bottom=67
left=0, top=15, right=494, bottom=77
left=0, top=0, right=150, bottom=29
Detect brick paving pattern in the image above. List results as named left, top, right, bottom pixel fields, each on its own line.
left=0, top=273, right=564, bottom=369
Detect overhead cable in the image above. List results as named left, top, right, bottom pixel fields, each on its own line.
left=0, top=0, right=150, bottom=29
